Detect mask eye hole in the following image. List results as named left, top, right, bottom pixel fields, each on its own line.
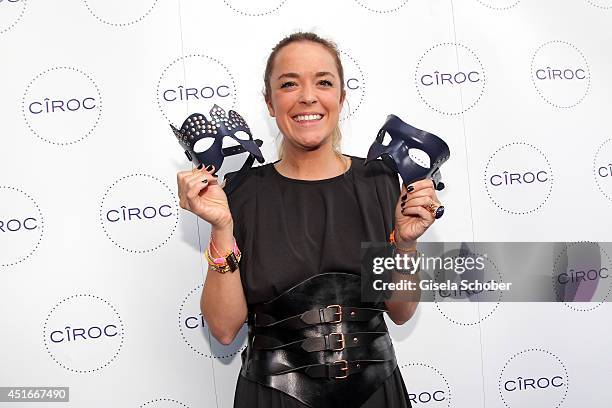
left=409, top=148, right=430, bottom=168
left=193, top=137, right=215, bottom=153
left=381, top=131, right=392, bottom=146
left=234, top=131, right=251, bottom=141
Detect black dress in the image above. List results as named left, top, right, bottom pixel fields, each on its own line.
left=227, top=155, right=412, bottom=408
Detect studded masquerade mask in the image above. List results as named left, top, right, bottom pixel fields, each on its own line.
left=170, top=104, right=265, bottom=193
left=365, top=114, right=450, bottom=190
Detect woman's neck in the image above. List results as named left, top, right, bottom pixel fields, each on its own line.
left=274, top=145, right=349, bottom=181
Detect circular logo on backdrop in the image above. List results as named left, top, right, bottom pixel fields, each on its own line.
left=498, top=349, right=569, bottom=408
left=415, top=43, right=486, bottom=115
left=354, top=0, right=408, bottom=13
left=139, top=399, right=190, bottom=408
left=552, top=242, right=612, bottom=312
left=400, top=363, right=452, bottom=407
left=43, top=294, right=124, bottom=373
left=222, top=0, right=287, bottom=16
left=433, top=248, right=503, bottom=326
left=594, top=138, right=612, bottom=202
left=22, top=66, right=102, bottom=146
left=99, top=174, right=178, bottom=253
left=484, top=142, right=553, bottom=215
left=585, top=0, right=612, bottom=10
left=476, top=0, right=521, bottom=10
left=82, top=0, right=158, bottom=26
left=0, top=186, right=43, bottom=267
left=157, top=54, right=236, bottom=124
left=0, top=0, right=26, bottom=35
left=531, top=40, right=590, bottom=109
left=339, top=50, right=366, bottom=121
left=178, top=284, right=247, bottom=358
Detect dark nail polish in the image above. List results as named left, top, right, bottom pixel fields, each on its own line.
left=197, top=164, right=203, bottom=170
left=401, top=201, right=405, bottom=208
left=202, top=179, right=208, bottom=184
left=401, top=194, right=407, bottom=201
left=205, top=165, right=213, bottom=171
left=407, top=185, right=414, bottom=193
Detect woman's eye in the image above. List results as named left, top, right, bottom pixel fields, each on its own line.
left=280, top=81, right=297, bottom=88
left=319, top=79, right=333, bottom=87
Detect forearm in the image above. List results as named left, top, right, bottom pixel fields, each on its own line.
left=201, top=223, right=248, bottom=345
left=385, top=242, right=421, bottom=325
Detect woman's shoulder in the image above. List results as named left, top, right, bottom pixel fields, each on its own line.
left=223, top=161, right=276, bottom=201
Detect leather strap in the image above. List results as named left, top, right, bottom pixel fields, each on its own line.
left=252, top=331, right=388, bottom=352
left=254, top=305, right=386, bottom=328
left=249, top=358, right=393, bottom=378
left=304, top=359, right=388, bottom=379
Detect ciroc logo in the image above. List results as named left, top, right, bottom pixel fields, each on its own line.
left=498, top=349, right=568, bottom=408
left=83, top=0, right=158, bottom=26
left=222, top=0, right=286, bottom=16
left=354, top=0, right=408, bottom=13
left=22, top=66, right=102, bottom=145
left=138, top=399, right=191, bottom=408
left=477, top=0, right=521, bottom=10
left=594, top=138, right=612, bottom=202
left=43, top=294, right=124, bottom=373
left=484, top=142, right=553, bottom=215
left=400, top=363, right=451, bottom=408
left=157, top=54, right=236, bottom=124
left=433, top=246, right=502, bottom=326
left=339, top=50, right=366, bottom=121
left=531, top=40, right=590, bottom=108
left=0, top=0, right=26, bottom=35
left=179, top=284, right=247, bottom=358
left=553, top=242, right=612, bottom=312
left=415, top=43, right=486, bottom=115
left=99, top=174, right=178, bottom=253
left=0, top=186, right=43, bottom=267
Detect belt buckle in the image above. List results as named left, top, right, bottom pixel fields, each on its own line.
left=331, top=359, right=349, bottom=379
left=329, top=332, right=345, bottom=351
left=326, top=304, right=342, bottom=323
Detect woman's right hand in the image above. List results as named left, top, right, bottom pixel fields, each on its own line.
left=177, top=165, right=233, bottom=228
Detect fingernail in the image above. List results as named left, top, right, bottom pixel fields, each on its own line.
left=401, top=194, right=407, bottom=201
left=202, top=179, right=208, bottom=184
left=197, top=164, right=203, bottom=170
left=407, top=185, right=414, bottom=193
left=401, top=201, right=405, bottom=208
left=205, top=165, right=213, bottom=171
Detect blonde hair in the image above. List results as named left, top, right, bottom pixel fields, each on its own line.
left=263, top=32, right=345, bottom=160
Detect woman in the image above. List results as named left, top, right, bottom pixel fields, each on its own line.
left=177, top=32, right=442, bottom=408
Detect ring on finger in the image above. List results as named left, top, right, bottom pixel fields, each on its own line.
left=427, top=200, right=445, bottom=219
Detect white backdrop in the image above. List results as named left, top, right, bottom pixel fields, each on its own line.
left=1, top=0, right=611, bottom=407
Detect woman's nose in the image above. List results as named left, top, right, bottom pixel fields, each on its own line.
left=299, top=84, right=317, bottom=104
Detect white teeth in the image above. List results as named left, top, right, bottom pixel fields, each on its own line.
left=294, top=114, right=323, bottom=122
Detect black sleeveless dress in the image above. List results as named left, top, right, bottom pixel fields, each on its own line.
left=226, top=155, right=412, bottom=408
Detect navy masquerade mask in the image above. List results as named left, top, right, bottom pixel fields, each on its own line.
left=170, top=104, right=265, bottom=194
left=365, top=114, right=450, bottom=191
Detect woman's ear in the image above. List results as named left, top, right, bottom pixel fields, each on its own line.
left=266, top=98, right=276, bottom=117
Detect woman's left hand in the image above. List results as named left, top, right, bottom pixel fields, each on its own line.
left=394, top=179, right=441, bottom=247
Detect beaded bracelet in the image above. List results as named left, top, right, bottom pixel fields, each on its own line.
left=205, top=236, right=241, bottom=273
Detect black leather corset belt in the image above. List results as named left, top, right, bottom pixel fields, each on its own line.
left=240, top=272, right=398, bottom=408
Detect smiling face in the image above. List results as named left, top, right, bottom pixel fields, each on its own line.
left=266, top=41, right=345, bottom=152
